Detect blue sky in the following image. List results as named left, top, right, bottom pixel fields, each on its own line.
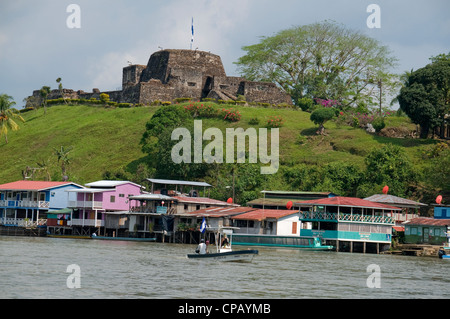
left=0, top=0, right=448, bottom=108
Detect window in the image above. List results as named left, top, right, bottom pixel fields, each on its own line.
left=110, top=196, right=115, bottom=203
left=119, top=194, right=125, bottom=198
left=410, top=227, right=418, bottom=235
left=188, top=82, right=196, bottom=87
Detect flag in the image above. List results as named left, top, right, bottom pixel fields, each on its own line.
left=190, top=17, right=194, bottom=49
left=200, top=217, right=206, bottom=233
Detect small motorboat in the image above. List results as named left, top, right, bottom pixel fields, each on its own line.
left=187, top=227, right=258, bottom=262
left=439, top=247, right=450, bottom=260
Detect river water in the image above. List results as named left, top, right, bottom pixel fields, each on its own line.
left=1, top=236, right=449, bottom=299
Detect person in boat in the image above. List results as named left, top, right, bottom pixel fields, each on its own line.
left=195, top=239, right=208, bottom=254
left=438, top=247, right=446, bottom=259
left=221, top=234, right=229, bottom=248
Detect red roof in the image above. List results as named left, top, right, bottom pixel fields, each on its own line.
left=179, top=206, right=254, bottom=217
left=173, top=196, right=238, bottom=206
left=406, top=217, right=450, bottom=226
left=232, top=209, right=297, bottom=221
left=296, top=196, right=401, bottom=210
left=0, top=180, right=75, bottom=191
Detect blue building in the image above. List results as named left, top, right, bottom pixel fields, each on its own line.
left=0, top=180, right=83, bottom=227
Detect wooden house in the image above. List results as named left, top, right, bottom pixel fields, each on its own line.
left=404, top=205, right=450, bottom=245
left=0, top=180, right=83, bottom=228
left=297, top=196, right=400, bottom=253
left=364, top=194, right=426, bottom=227
left=65, top=180, right=143, bottom=236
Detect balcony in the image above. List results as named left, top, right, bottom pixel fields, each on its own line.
left=68, top=200, right=103, bottom=209
left=0, top=217, right=47, bottom=227
left=0, top=199, right=50, bottom=209
left=69, top=219, right=104, bottom=227
left=299, top=211, right=394, bottom=225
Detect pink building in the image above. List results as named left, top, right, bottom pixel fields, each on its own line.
left=66, top=180, right=143, bottom=236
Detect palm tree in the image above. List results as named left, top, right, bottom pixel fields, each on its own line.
left=39, top=86, right=51, bottom=115
left=0, top=94, right=25, bottom=144
left=53, top=145, right=73, bottom=181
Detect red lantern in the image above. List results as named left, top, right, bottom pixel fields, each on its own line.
left=286, top=201, right=293, bottom=210
left=227, top=197, right=233, bottom=204
left=436, top=195, right=443, bottom=205
left=382, top=185, right=389, bottom=194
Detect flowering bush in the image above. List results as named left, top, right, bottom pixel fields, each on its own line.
left=267, top=115, right=284, bottom=128
left=184, top=102, right=218, bottom=118
left=314, top=98, right=341, bottom=108
left=221, top=108, right=241, bottom=122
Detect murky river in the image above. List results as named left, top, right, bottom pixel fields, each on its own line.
left=1, top=236, right=449, bottom=299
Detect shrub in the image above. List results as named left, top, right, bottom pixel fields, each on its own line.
left=372, top=116, right=386, bottom=132
left=297, top=97, right=314, bottom=111
left=267, top=115, right=284, bottom=128
left=248, top=117, right=260, bottom=125
left=219, top=108, right=241, bottom=122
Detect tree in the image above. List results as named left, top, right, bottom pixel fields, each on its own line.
left=53, top=145, right=73, bottom=181
left=310, top=107, right=335, bottom=135
left=235, top=20, right=398, bottom=109
left=363, top=144, right=416, bottom=197
left=397, top=55, right=450, bottom=138
left=56, top=77, right=67, bottom=104
left=39, top=86, right=51, bottom=115
left=0, top=94, right=25, bottom=144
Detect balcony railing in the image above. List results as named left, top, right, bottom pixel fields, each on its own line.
left=0, top=218, right=47, bottom=227
left=69, top=219, right=104, bottom=227
left=68, top=200, right=103, bottom=209
left=0, top=200, right=50, bottom=209
left=300, top=211, right=394, bottom=225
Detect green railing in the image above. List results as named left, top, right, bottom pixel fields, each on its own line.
left=299, top=211, right=394, bottom=225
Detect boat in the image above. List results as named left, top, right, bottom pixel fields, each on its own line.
left=187, top=227, right=258, bottom=262
left=91, top=235, right=156, bottom=242
left=232, top=234, right=334, bottom=251
left=439, top=247, right=450, bottom=260
left=46, top=234, right=92, bottom=239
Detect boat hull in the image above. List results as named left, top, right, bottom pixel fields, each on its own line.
left=187, top=249, right=258, bottom=262
left=92, top=236, right=156, bottom=242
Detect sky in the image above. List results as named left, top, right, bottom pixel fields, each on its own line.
left=0, top=0, right=449, bottom=108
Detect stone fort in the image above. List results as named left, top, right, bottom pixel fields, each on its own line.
left=28, top=49, right=292, bottom=106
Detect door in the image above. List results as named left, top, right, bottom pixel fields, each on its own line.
left=423, top=227, right=429, bottom=243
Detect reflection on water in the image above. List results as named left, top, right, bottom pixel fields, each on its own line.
left=1, top=236, right=449, bottom=299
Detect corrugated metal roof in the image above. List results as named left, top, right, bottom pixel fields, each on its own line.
left=404, top=217, right=450, bottom=226
left=85, top=180, right=143, bottom=188
left=173, top=196, right=237, bottom=206
left=0, top=180, right=80, bottom=191
left=296, top=196, right=402, bottom=210
left=364, top=194, right=427, bottom=207
left=146, top=178, right=211, bottom=187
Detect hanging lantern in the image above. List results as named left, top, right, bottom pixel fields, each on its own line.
left=286, top=201, right=293, bottom=210
left=436, top=195, right=443, bottom=205
left=382, top=185, right=389, bottom=194
left=227, top=197, right=233, bottom=204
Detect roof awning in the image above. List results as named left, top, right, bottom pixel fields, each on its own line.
left=129, top=194, right=176, bottom=201
left=146, top=178, right=211, bottom=187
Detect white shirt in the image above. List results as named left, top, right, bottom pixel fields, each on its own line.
left=197, top=243, right=207, bottom=254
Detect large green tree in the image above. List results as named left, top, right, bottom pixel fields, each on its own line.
left=397, top=54, right=450, bottom=139
left=0, top=94, right=25, bottom=144
left=235, top=21, right=398, bottom=109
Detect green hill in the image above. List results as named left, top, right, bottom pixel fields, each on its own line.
left=0, top=103, right=446, bottom=208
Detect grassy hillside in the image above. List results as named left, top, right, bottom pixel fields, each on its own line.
left=0, top=103, right=443, bottom=202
